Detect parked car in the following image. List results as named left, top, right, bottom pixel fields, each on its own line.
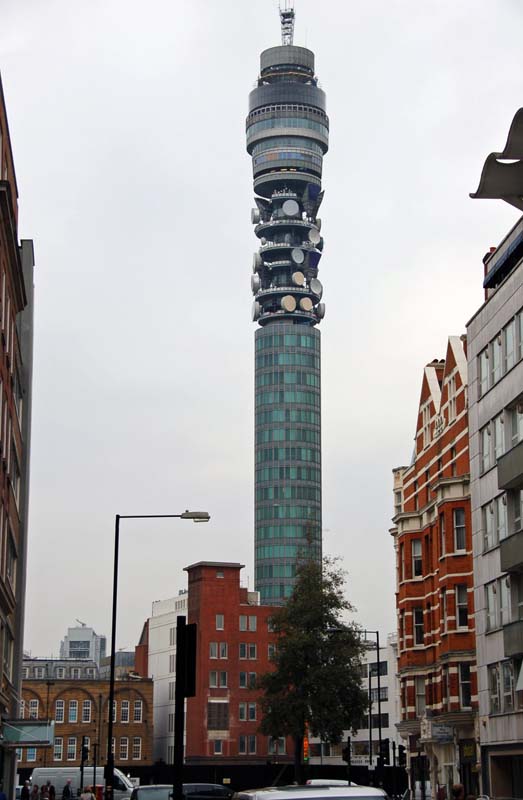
left=130, top=785, right=234, bottom=800
left=234, top=787, right=389, bottom=800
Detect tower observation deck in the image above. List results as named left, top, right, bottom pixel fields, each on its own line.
left=247, top=9, right=328, bottom=604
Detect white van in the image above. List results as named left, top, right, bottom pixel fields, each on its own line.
left=30, top=767, right=133, bottom=800
left=235, top=787, right=389, bottom=800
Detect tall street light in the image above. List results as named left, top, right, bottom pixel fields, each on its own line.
left=104, top=511, right=210, bottom=800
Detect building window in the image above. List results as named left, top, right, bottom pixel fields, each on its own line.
left=249, top=615, right=257, bottom=631
left=53, top=737, right=63, bottom=761
left=486, top=577, right=511, bottom=630
left=512, top=489, right=523, bottom=534
left=415, top=676, right=426, bottom=717
left=239, top=615, right=247, bottom=631
left=502, top=660, right=514, bottom=712
left=249, top=644, right=257, bottom=659
left=219, top=642, right=228, bottom=659
left=412, top=539, right=422, bottom=577
left=82, top=700, right=91, bottom=723
left=132, top=737, right=141, bottom=760
left=213, top=740, right=223, bottom=755
left=86, top=668, right=95, bottom=679
left=486, top=582, right=497, bottom=631
left=67, top=737, right=76, bottom=761
left=493, top=413, right=505, bottom=460
left=55, top=667, right=65, bottom=680
left=208, top=702, right=229, bottom=730
left=121, top=700, right=129, bottom=723
left=55, top=700, right=64, bottom=723
left=268, top=644, right=276, bottom=659
left=441, top=589, right=447, bottom=632
left=370, top=687, right=388, bottom=702
left=209, top=671, right=227, bottom=688
left=268, top=737, right=286, bottom=755
left=169, top=627, right=175, bottom=646
left=119, top=737, right=128, bottom=760
left=453, top=508, right=466, bottom=551
left=239, top=643, right=247, bottom=659
left=413, top=607, right=424, bottom=646
left=459, top=663, right=472, bottom=708
left=248, top=702, right=257, bottom=721
left=34, top=667, right=44, bottom=679
left=209, top=642, right=218, bottom=659
left=68, top=700, right=78, bottom=723
left=210, top=671, right=218, bottom=688
left=489, top=664, right=501, bottom=713
left=479, top=348, right=489, bottom=397
left=239, top=702, right=247, bottom=721
left=248, top=734, right=257, bottom=754
left=216, top=614, right=224, bottom=630
left=456, top=585, right=468, bottom=628
left=168, top=713, right=174, bottom=733
left=29, top=699, right=39, bottom=719
left=504, top=319, right=516, bottom=372
left=439, top=514, right=446, bottom=557
left=5, top=532, right=17, bottom=588
left=71, top=668, right=81, bottom=680
left=27, top=748, right=37, bottom=762
left=133, top=700, right=143, bottom=722
left=169, top=654, right=175, bottom=672
left=510, top=405, right=523, bottom=446
left=369, top=661, right=388, bottom=677
left=168, top=681, right=174, bottom=700
left=238, top=735, right=247, bottom=755
left=448, top=375, right=457, bottom=422
left=491, top=335, right=502, bottom=384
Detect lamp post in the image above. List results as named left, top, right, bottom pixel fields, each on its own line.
left=104, top=511, right=210, bottom=800
left=361, top=630, right=382, bottom=781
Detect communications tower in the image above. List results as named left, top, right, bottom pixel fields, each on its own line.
left=247, top=4, right=328, bottom=603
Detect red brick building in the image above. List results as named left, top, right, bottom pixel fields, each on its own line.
left=391, top=337, right=478, bottom=797
left=0, top=73, right=35, bottom=794
left=18, top=676, right=154, bottom=771
left=185, top=562, right=292, bottom=764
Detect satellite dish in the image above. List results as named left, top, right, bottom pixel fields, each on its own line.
left=253, top=252, right=262, bottom=273
left=315, top=218, right=322, bottom=231
left=251, top=274, right=261, bottom=293
left=251, top=208, right=261, bottom=224
left=308, top=227, right=321, bottom=245
left=260, top=237, right=267, bottom=245
left=282, top=199, right=300, bottom=217
left=252, top=301, right=261, bottom=321
left=292, top=271, right=305, bottom=287
left=299, top=297, right=313, bottom=312
left=316, top=302, right=326, bottom=319
left=281, top=295, right=297, bottom=312
left=310, top=278, right=323, bottom=298
left=291, top=248, right=305, bottom=265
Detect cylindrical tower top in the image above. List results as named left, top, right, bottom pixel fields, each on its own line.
left=260, top=45, right=315, bottom=75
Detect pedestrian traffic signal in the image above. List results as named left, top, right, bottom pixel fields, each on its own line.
left=379, top=738, right=390, bottom=766
left=81, top=736, right=89, bottom=762
left=303, top=735, right=309, bottom=762
left=398, top=744, right=407, bottom=767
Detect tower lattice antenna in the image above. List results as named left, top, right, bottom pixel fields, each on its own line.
left=279, top=1, right=295, bottom=46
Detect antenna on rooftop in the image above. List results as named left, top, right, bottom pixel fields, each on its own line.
left=279, top=0, right=295, bottom=46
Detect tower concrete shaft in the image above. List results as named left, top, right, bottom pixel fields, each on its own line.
left=246, top=20, right=328, bottom=604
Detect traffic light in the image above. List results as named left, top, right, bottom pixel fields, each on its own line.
left=303, top=735, right=309, bottom=762
left=398, top=744, right=407, bottom=767
left=379, top=738, right=390, bottom=766
left=81, top=736, right=89, bottom=763
left=341, top=737, right=351, bottom=764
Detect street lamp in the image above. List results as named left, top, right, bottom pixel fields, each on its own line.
left=104, top=511, right=210, bottom=800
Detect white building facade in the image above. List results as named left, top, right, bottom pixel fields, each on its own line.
left=59, top=623, right=106, bottom=665
left=309, top=633, right=400, bottom=767
left=147, top=592, right=188, bottom=763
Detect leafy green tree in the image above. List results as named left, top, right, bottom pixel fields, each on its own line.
left=257, top=557, right=368, bottom=784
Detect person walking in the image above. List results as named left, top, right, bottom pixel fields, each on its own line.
left=62, top=781, right=73, bottom=800
left=80, top=787, right=95, bottom=800
left=30, top=786, right=39, bottom=800
left=40, top=783, right=50, bottom=800
left=48, top=782, right=56, bottom=800
left=21, top=782, right=30, bottom=800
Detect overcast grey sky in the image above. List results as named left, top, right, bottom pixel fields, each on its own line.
left=1, top=0, right=522, bottom=656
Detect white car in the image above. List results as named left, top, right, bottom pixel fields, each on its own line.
left=235, top=786, right=389, bottom=800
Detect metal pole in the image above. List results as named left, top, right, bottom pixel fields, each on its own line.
left=392, top=741, right=397, bottom=799
left=368, top=659, right=372, bottom=767
left=105, top=514, right=120, bottom=800
left=93, top=743, right=98, bottom=792
left=376, top=631, right=382, bottom=783
left=173, top=616, right=187, bottom=800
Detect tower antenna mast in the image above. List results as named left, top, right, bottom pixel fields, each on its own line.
left=279, top=1, right=295, bottom=46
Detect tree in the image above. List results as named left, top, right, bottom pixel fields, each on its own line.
left=257, top=557, right=368, bottom=784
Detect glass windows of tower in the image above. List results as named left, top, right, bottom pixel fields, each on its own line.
left=257, top=524, right=321, bottom=541
left=256, top=333, right=319, bottom=350
left=253, top=150, right=322, bottom=168
left=252, top=137, right=323, bottom=156
left=256, top=389, right=320, bottom=407
left=256, top=446, right=320, bottom=464
left=256, top=563, right=296, bottom=579
left=260, top=583, right=294, bottom=600
left=256, top=544, right=299, bottom=560
left=256, top=485, right=321, bottom=502
left=246, top=117, right=329, bottom=140
left=256, top=352, right=319, bottom=369
left=256, top=505, right=320, bottom=521
left=256, top=371, right=320, bottom=388
left=256, top=408, right=320, bottom=426
left=256, top=465, right=321, bottom=483
left=256, top=428, right=321, bottom=445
